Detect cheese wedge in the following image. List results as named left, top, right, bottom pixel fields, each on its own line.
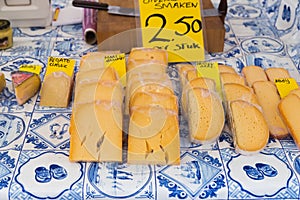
left=265, top=67, right=290, bottom=82
left=181, top=78, right=216, bottom=117
left=70, top=100, right=122, bottom=162
left=278, top=94, right=300, bottom=148
left=242, top=66, right=268, bottom=87
left=220, top=72, right=246, bottom=86
left=187, top=88, right=225, bottom=144
left=11, top=71, right=41, bottom=105
left=218, top=65, right=237, bottom=74
left=229, top=100, right=269, bottom=154
left=75, top=67, right=118, bottom=84
left=74, top=80, right=123, bottom=104
left=130, top=92, right=178, bottom=115
left=0, top=72, right=6, bottom=93
left=223, top=83, right=259, bottom=107
left=79, top=51, right=120, bottom=72
left=252, top=81, right=288, bottom=138
left=127, top=106, right=180, bottom=165
left=39, top=71, right=73, bottom=107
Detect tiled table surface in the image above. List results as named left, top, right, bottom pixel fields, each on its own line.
left=0, top=0, right=300, bottom=199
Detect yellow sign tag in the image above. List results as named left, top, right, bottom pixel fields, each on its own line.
left=46, top=57, right=75, bottom=77
left=19, top=64, right=42, bottom=75
left=138, top=0, right=205, bottom=62
left=104, top=53, right=126, bottom=85
left=275, top=78, right=299, bottom=98
left=196, top=62, right=222, bottom=96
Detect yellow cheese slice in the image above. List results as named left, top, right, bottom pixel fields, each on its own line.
left=220, top=72, right=246, bottom=86
left=218, top=64, right=237, bottom=74
left=252, top=81, right=288, bottom=139
left=242, top=66, right=268, bottom=87
left=75, top=67, right=118, bottom=84
left=265, top=67, right=290, bottom=82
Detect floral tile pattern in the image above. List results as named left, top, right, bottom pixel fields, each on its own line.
left=0, top=0, right=299, bottom=199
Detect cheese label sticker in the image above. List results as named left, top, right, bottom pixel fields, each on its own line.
left=196, top=62, right=222, bottom=96
left=275, top=78, right=299, bottom=98
left=104, top=53, right=126, bottom=85
left=138, top=0, right=205, bottom=62
left=46, top=57, right=75, bottom=77
left=19, top=64, right=42, bottom=75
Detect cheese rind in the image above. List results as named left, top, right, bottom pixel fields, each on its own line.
left=278, top=94, right=300, bottom=148
left=0, top=72, right=6, bottom=93
left=187, top=88, right=225, bottom=144
left=11, top=71, right=41, bottom=105
left=229, top=100, right=269, bottom=154
left=252, top=81, right=288, bottom=139
left=39, top=71, right=73, bottom=107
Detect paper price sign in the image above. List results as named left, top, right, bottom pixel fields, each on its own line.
left=104, top=53, right=126, bottom=86
left=139, top=0, right=205, bottom=62
left=275, top=78, right=299, bottom=98
left=19, top=64, right=42, bottom=75
left=46, top=57, right=75, bottom=77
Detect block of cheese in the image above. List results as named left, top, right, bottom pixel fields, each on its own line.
left=187, top=88, right=225, bottom=144
left=229, top=100, right=269, bottom=154
left=290, top=88, right=300, bottom=98
left=181, top=78, right=216, bottom=117
left=265, top=67, right=290, bottom=82
left=278, top=94, right=300, bottom=148
left=39, top=71, right=73, bottom=107
left=127, top=106, right=180, bottom=165
left=11, top=71, right=41, bottom=105
left=218, top=65, right=237, bottom=74
left=79, top=51, right=120, bottom=72
left=69, top=100, right=122, bottom=162
left=76, top=67, right=118, bottom=84
left=220, top=72, right=246, bottom=86
left=127, top=48, right=168, bottom=71
left=130, top=91, right=178, bottom=114
left=223, top=83, right=259, bottom=107
left=0, top=72, right=6, bottom=93
left=74, top=80, right=123, bottom=104
left=252, top=81, right=288, bottom=138
left=242, top=66, right=268, bottom=87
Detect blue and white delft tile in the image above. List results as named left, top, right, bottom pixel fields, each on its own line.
left=23, top=112, right=71, bottom=151
left=10, top=150, right=84, bottom=199
left=226, top=4, right=264, bottom=20
left=84, top=162, right=156, bottom=199
left=279, top=136, right=298, bottom=150
left=285, top=150, right=300, bottom=182
left=0, top=150, right=21, bottom=199
left=13, top=26, right=58, bottom=38
left=157, top=150, right=227, bottom=199
left=221, top=148, right=299, bottom=199
left=57, top=23, right=84, bottom=38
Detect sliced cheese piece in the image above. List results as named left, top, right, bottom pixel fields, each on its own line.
left=126, top=63, right=166, bottom=78
left=278, top=94, right=300, bottom=148
left=11, top=71, right=41, bottom=105
left=223, top=83, right=259, bottom=107
left=127, top=106, right=180, bottom=165
left=39, top=71, right=73, bottom=107
left=187, top=88, right=225, bottom=144
left=218, top=64, right=237, bottom=74
left=130, top=91, right=178, bottom=115
left=181, top=77, right=216, bottom=117
left=79, top=51, right=120, bottom=72
left=186, top=69, right=198, bottom=82
left=220, top=72, right=246, bottom=86
left=74, top=80, right=123, bottom=104
left=265, top=67, right=290, bottom=82
left=229, top=100, right=269, bottom=155
left=75, top=67, right=118, bottom=84
left=252, top=81, right=288, bottom=139
left=70, top=100, right=122, bottom=162
left=290, top=88, right=300, bottom=98
left=0, top=72, right=6, bottom=93
left=176, top=63, right=195, bottom=87
left=242, top=66, right=268, bottom=87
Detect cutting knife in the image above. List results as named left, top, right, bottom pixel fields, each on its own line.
left=72, top=0, right=221, bottom=18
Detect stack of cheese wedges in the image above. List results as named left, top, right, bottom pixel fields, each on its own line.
left=177, top=63, right=225, bottom=144
left=69, top=51, right=123, bottom=162
left=127, top=48, right=180, bottom=165
left=219, top=65, right=268, bottom=155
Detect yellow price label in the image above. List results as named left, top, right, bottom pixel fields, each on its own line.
left=19, top=64, right=42, bottom=75
left=104, top=53, right=126, bottom=86
left=275, top=78, right=299, bottom=98
left=138, top=0, right=205, bottom=62
left=196, top=62, right=222, bottom=97
left=45, top=57, right=75, bottom=77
